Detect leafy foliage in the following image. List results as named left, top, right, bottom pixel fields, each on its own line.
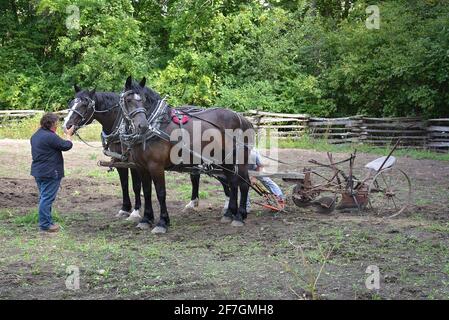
left=0, top=0, right=448, bottom=117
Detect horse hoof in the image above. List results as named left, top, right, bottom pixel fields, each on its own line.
left=231, top=220, right=244, bottom=227
left=126, top=210, right=142, bottom=222
left=220, top=216, right=233, bottom=223
left=136, top=222, right=151, bottom=230
left=115, top=210, right=130, bottom=218
left=151, top=226, right=167, bottom=234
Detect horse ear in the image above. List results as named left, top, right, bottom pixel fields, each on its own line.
left=139, top=77, right=146, bottom=88
left=125, top=76, right=132, bottom=90
left=74, top=84, right=81, bottom=93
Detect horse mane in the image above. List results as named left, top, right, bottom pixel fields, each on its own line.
left=129, top=80, right=163, bottom=110
left=94, top=92, right=120, bottom=111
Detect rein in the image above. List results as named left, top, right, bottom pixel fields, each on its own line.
left=74, top=131, right=103, bottom=149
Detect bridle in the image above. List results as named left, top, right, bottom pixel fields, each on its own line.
left=66, top=97, right=118, bottom=130
left=66, top=97, right=95, bottom=131
left=119, top=90, right=148, bottom=133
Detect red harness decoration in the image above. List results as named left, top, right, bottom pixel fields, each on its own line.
left=171, top=109, right=190, bottom=125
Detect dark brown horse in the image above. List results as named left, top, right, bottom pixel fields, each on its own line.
left=119, top=76, right=254, bottom=234
left=63, top=85, right=151, bottom=223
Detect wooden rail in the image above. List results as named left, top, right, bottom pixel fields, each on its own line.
left=0, top=110, right=67, bottom=121
left=426, top=119, right=449, bottom=151
left=1, top=109, right=448, bottom=152
left=244, top=110, right=448, bottom=152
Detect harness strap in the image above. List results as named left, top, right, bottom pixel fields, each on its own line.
left=75, top=131, right=103, bottom=149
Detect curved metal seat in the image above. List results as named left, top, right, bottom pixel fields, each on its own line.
left=364, top=156, right=396, bottom=172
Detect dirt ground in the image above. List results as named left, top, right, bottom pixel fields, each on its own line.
left=0, top=139, right=448, bottom=300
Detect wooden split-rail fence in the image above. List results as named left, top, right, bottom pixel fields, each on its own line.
left=1, top=109, right=448, bottom=152
left=245, top=110, right=449, bottom=152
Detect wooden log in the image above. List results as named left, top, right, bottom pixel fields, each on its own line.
left=362, top=117, right=422, bottom=122
left=98, top=160, right=137, bottom=169
left=426, top=125, right=449, bottom=132
left=252, top=172, right=305, bottom=180
left=0, top=114, right=37, bottom=119
left=428, top=132, right=449, bottom=137
left=363, top=135, right=427, bottom=140
left=277, top=136, right=302, bottom=140
left=426, top=142, right=449, bottom=147
left=428, top=118, right=449, bottom=122
left=257, top=117, right=309, bottom=124
left=256, top=125, right=308, bottom=129
left=364, top=128, right=425, bottom=134
left=247, top=110, right=309, bottom=119
left=363, top=140, right=423, bottom=145
left=327, top=140, right=350, bottom=144
left=0, top=110, right=44, bottom=114
left=363, top=122, right=425, bottom=129
left=309, top=120, right=361, bottom=126
left=309, top=127, right=354, bottom=132
left=310, top=115, right=362, bottom=121
left=271, top=131, right=305, bottom=136
left=310, top=132, right=352, bottom=137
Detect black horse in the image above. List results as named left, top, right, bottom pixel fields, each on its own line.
left=119, top=76, right=254, bottom=234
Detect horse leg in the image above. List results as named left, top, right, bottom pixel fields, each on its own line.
left=136, top=169, right=155, bottom=230
left=183, top=173, right=200, bottom=212
left=217, top=175, right=230, bottom=214
left=232, top=165, right=249, bottom=227
left=126, top=168, right=143, bottom=222
left=221, top=166, right=238, bottom=224
left=149, top=166, right=170, bottom=234
left=116, top=167, right=131, bottom=218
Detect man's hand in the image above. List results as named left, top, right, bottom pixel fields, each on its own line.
left=65, top=126, right=75, bottom=140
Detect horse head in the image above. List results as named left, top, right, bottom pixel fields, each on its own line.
left=121, top=76, right=150, bottom=135
left=63, top=84, right=96, bottom=133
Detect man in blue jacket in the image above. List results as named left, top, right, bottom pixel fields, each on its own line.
left=30, top=113, right=74, bottom=233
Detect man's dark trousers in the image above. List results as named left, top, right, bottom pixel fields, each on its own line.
left=35, top=177, right=61, bottom=230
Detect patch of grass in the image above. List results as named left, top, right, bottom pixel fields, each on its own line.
left=0, top=209, right=14, bottom=220
left=421, top=222, right=449, bottom=234
left=0, top=115, right=42, bottom=139
left=279, top=135, right=449, bottom=161
left=13, top=208, right=63, bottom=225
left=170, top=182, right=194, bottom=201
left=283, top=240, right=335, bottom=300
left=444, top=263, right=449, bottom=276
left=371, top=292, right=382, bottom=300
left=198, top=191, right=209, bottom=199
left=87, top=168, right=117, bottom=182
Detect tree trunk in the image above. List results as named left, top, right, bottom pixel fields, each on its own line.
left=310, top=0, right=317, bottom=17
left=10, top=0, right=19, bottom=22
left=342, top=0, right=352, bottom=19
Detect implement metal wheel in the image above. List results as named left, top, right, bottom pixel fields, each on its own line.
left=292, top=184, right=313, bottom=208
left=368, top=168, right=412, bottom=218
